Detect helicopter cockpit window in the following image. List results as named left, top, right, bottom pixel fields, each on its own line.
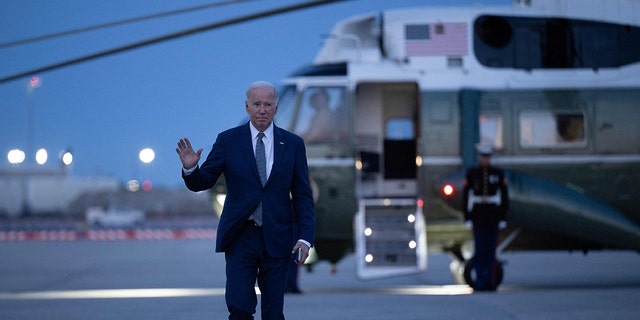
left=479, top=114, right=504, bottom=150
left=519, top=110, right=586, bottom=148
left=274, top=85, right=297, bottom=131
left=294, top=86, right=348, bottom=143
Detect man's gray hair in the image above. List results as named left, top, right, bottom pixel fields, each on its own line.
left=246, top=81, right=279, bottom=104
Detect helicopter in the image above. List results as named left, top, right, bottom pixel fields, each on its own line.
left=204, top=0, right=640, bottom=288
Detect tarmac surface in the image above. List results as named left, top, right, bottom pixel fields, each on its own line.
left=1, top=232, right=640, bottom=319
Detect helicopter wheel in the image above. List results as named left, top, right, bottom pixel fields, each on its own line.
left=462, top=256, right=504, bottom=290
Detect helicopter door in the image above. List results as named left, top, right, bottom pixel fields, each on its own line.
left=353, top=82, right=427, bottom=279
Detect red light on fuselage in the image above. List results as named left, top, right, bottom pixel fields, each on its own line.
left=443, top=184, right=454, bottom=196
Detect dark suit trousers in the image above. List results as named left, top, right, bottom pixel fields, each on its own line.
left=225, top=221, right=289, bottom=320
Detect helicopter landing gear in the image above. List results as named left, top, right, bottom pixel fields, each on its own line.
left=448, top=245, right=504, bottom=290
left=462, top=256, right=504, bottom=291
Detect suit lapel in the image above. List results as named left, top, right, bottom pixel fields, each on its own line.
left=270, top=126, right=287, bottom=185
left=240, top=122, right=262, bottom=185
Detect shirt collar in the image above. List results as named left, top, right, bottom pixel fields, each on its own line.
left=249, top=122, right=274, bottom=142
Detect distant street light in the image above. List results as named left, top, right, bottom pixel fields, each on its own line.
left=127, top=180, right=140, bottom=192
left=7, top=149, right=26, bottom=164
left=28, top=76, right=41, bottom=91
left=139, top=148, right=155, bottom=164
left=35, top=148, right=48, bottom=165
left=142, top=179, right=153, bottom=192
left=60, top=150, right=73, bottom=166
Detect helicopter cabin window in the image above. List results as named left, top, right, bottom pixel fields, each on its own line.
left=294, top=86, right=347, bottom=143
left=427, top=99, right=453, bottom=123
left=479, top=114, right=504, bottom=150
left=384, top=118, right=417, bottom=179
left=519, top=110, right=585, bottom=148
left=474, top=15, right=640, bottom=69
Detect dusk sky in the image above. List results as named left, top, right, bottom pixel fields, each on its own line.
left=1, top=0, right=508, bottom=189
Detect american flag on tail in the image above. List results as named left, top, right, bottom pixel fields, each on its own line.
left=405, top=22, right=469, bottom=56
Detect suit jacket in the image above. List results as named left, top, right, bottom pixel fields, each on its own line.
left=183, top=122, right=315, bottom=258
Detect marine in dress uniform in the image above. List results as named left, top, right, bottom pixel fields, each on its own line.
left=462, top=143, right=509, bottom=291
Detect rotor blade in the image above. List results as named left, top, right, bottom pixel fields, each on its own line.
left=0, top=0, right=347, bottom=84
left=0, top=0, right=257, bottom=49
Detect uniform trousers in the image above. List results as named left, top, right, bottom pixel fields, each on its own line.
left=472, top=224, right=499, bottom=291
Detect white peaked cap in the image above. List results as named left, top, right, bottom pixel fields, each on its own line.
left=475, top=143, right=494, bottom=155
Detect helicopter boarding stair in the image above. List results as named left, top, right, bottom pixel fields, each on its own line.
left=354, top=197, right=427, bottom=279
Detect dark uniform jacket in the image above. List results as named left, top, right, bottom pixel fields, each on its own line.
left=462, top=165, right=509, bottom=227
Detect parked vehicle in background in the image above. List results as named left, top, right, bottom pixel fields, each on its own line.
left=85, top=206, right=145, bottom=227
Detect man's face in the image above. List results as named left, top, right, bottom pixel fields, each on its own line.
left=246, top=87, right=278, bottom=132
left=479, top=154, right=491, bottom=167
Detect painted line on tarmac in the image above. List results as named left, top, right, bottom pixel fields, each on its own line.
left=305, top=285, right=473, bottom=295
left=0, top=228, right=216, bottom=242
left=0, top=285, right=472, bottom=300
left=0, top=288, right=225, bottom=300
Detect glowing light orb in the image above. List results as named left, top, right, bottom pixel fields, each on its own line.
left=139, top=148, right=155, bottom=164
left=8, top=149, right=25, bottom=164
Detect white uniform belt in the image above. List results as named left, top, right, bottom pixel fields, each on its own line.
left=467, top=190, right=501, bottom=212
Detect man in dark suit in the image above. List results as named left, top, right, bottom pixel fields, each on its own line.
left=176, top=81, right=315, bottom=319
